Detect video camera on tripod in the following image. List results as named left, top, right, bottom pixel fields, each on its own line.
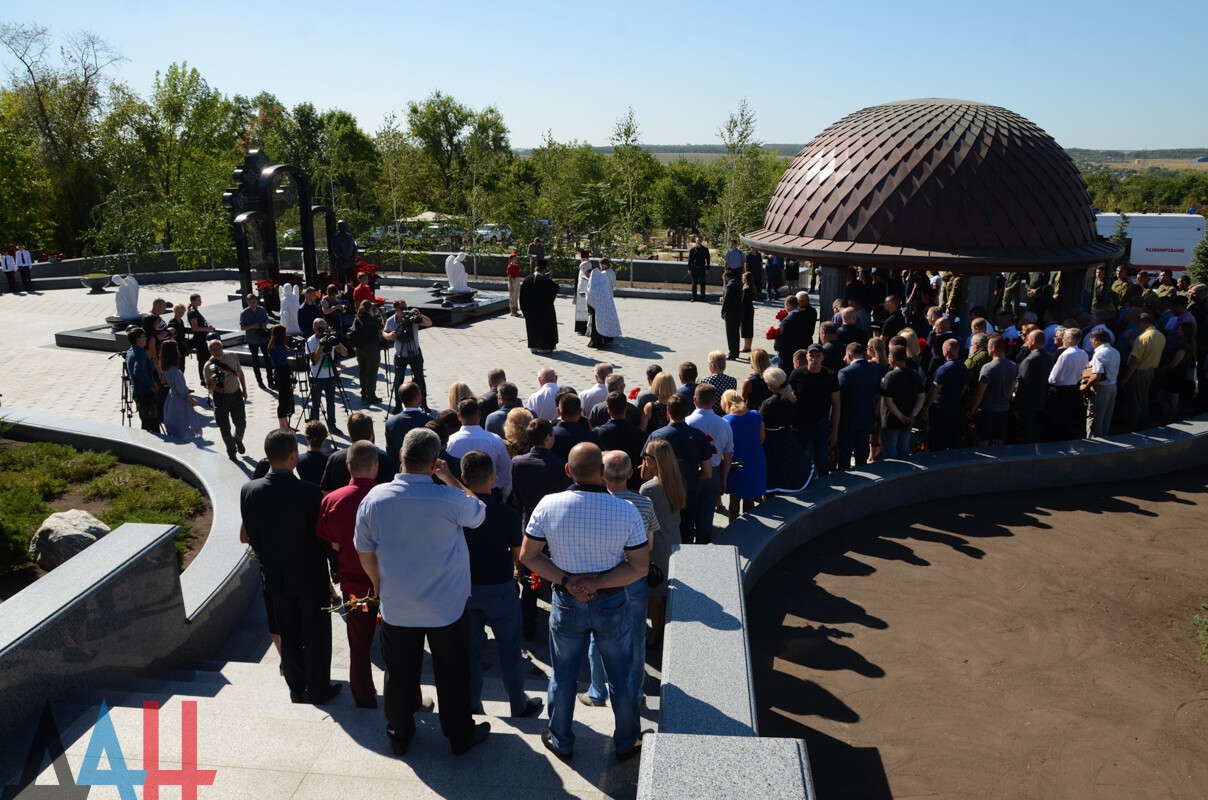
left=396, top=308, right=423, bottom=343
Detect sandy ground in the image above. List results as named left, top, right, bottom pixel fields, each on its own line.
left=748, top=468, right=1208, bottom=800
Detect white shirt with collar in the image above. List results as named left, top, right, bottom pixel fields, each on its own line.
left=579, top=382, right=608, bottom=414
left=1081, top=323, right=1115, bottom=354
left=447, top=424, right=513, bottom=497
left=685, top=408, right=734, bottom=468
left=1048, top=345, right=1089, bottom=386
left=1089, top=343, right=1120, bottom=386
left=525, top=382, right=560, bottom=421
left=15, top=249, right=32, bottom=268
left=0, top=255, right=15, bottom=273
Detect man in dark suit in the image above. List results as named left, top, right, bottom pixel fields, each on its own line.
left=595, top=392, right=649, bottom=490
left=644, top=394, right=712, bottom=544
left=819, top=322, right=846, bottom=373
left=776, top=296, right=815, bottom=366
left=836, top=308, right=870, bottom=347
left=241, top=429, right=340, bottom=705
left=509, top=418, right=572, bottom=639
left=720, top=270, right=742, bottom=359
left=675, top=362, right=698, bottom=398
left=550, top=393, right=595, bottom=459
left=320, top=412, right=397, bottom=492
left=385, top=382, right=430, bottom=463
left=477, top=368, right=506, bottom=418
left=687, top=236, right=710, bottom=301
left=836, top=342, right=883, bottom=470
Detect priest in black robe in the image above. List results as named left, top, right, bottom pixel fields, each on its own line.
left=519, top=258, right=559, bottom=353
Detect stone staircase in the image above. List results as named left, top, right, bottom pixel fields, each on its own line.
left=18, top=598, right=657, bottom=799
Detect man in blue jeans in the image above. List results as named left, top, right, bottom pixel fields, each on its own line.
left=879, top=345, right=925, bottom=460
left=520, top=443, right=649, bottom=762
left=459, top=451, right=544, bottom=718
left=581, top=452, right=658, bottom=709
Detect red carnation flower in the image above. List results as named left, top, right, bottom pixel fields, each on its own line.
left=766, top=326, right=780, bottom=340
left=775, top=309, right=788, bottom=321
left=628, top=387, right=640, bottom=400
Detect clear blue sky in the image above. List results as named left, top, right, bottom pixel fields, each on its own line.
left=6, top=0, right=1205, bottom=151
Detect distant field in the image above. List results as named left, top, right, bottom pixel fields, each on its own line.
left=1101, top=158, right=1208, bottom=172
left=651, top=146, right=803, bottom=164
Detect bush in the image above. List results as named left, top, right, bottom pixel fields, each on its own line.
left=0, top=519, right=31, bottom=571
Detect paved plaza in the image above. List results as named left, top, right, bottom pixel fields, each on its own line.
left=2, top=277, right=787, bottom=799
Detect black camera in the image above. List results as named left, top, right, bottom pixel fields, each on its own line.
left=398, top=308, right=422, bottom=343
left=319, top=332, right=344, bottom=349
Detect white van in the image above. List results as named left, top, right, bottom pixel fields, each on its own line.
left=1094, top=213, right=1206, bottom=272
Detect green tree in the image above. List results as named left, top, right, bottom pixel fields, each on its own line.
left=1187, top=233, right=1208, bottom=287
left=0, top=90, right=54, bottom=248
left=652, top=158, right=719, bottom=247
left=1108, top=212, right=1131, bottom=268
left=406, top=91, right=473, bottom=195
left=710, top=98, right=771, bottom=247
left=607, top=107, right=661, bottom=280
left=0, top=23, right=123, bottom=254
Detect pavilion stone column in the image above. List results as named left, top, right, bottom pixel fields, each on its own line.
left=1058, top=267, right=1090, bottom=317
left=818, top=264, right=844, bottom=324
left=958, top=274, right=998, bottom=336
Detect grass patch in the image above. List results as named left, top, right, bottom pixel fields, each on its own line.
left=0, top=441, right=207, bottom=572
left=1195, top=604, right=1208, bottom=664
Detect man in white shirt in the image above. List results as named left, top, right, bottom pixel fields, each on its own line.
left=1, top=250, right=17, bottom=293
left=1081, top=329, right=1120, bottom=438
left=578, top=363, right=612, bottom=414
left=685, top=383, right=733, bottom=545
left=446, top=398, right=512, bottom=498
left=15, top=244, right=33, bottom=292
left=307, top=318, right=350, bottom=434
left=524, top=367, right=560, bottom=421
left=1046, top=328, right=1089, bottom=441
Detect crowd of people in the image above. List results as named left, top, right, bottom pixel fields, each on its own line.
left=723, top=260, right=1208, bottom=467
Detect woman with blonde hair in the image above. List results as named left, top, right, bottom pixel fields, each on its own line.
left=721, top=389, right=765, bottom=519
left=641, top=371, right=677, bottom=433
left=640, top=437, right=685, bottom=647
left=503, top=406, right=534, bottom=457
left=758, top=367, right=811, bottom=494
left=447, top=380, right=474, bottom=411
left=741, top=348, right=773, bottom=409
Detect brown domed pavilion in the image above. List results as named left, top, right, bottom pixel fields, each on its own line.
left=741, top=98, right=1122, bottom=319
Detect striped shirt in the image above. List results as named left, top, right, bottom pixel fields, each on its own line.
left=610, top=490, right=660, bottom=538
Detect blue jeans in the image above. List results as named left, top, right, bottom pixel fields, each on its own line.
left=547, top=587, right=639, bottom=755
left=797, top=419, right=831, bottom=477
left=309, top=376, right=336, bottom=426
left=587, top=578, right=650, bottom=703
left=881, top=425, right=911, bottom=460
left=467, top=581, right=528, bottom=715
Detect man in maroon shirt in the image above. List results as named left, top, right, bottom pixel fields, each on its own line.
left=317, top=441, right=384, bottom=708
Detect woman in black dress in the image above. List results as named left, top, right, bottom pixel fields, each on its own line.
left=739, top=271, right=756, bottom=353
left=758, top=367, right=812, bottom=494
left=741, top=349, right=774, bottom=411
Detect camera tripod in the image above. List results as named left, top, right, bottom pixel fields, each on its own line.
left=294, top=346, right=352, bottom=436
left=111, top=349, right=134, bottom=427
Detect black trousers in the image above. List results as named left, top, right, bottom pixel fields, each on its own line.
left=390, top=351, right=428, bottom=413
left=724, top=317, right=741, bottom=357
left=18, top=266, right=32, bottom=292
left=212, top=391, right=246, bottom=455
left=246, top=342, right=269, bottom=384
left=3, top=271, right=16, bottom=292
left=690, top=268, right=708, bottom=300
left=381, top=610, right=474, bottom=748
left=1044, top=385, right=1083, bottom=442
left=587, top=304, right=603, bottom=347
left=134, top=391, right=159, bottom=432
left=272, top=590, right=332, bottom=702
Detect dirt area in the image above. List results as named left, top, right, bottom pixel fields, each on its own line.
left=1103, top=158, right=1208, bottom=172
left=748, top=468, right=1208, bottom=799
left=0, top=439, right=212, bottom=601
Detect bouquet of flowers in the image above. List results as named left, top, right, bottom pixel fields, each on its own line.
left=324, top=593, right=380, bottom=627
left=766, top=326, right=780, bottom=340
left=628, top=387, right=640, bottom=400
left=255, top=278, right=278, bottom=292
left=775, top=309, right=789, bottom=321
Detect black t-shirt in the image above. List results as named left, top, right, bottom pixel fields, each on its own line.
left=880, top=367, right=924, bottom=429
left=186, top=307, right=209, bottom=340
left=464, top=493, right=523, bottom=585
left=296, top=450, right=329, bottom=486
left=788, top=366, right=839, bottom=424
left=882, top=310, right=906, bottom=340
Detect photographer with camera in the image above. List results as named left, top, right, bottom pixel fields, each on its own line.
left=204, top=334, right=248, bottom=461
left=307, top=318, right=350, bottom=435
left=384, top=299, right=433, bottom=414
left=125, top=328, right=160, bottom=432
left=351, top=300, right=385, bottom=404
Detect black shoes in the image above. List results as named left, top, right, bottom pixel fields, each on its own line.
left=310, top=683, right=342, bottom=705
left=451, top=722, right=491, bottom=755
left=236, top=440, right=246, bottom=454
left=540, top=727, right=572, bottom=761
left=516, top=697, right=544, bottom=718
left=386, top=724, right=414, bottom=756
left=616, top=736, right=643, bottom=762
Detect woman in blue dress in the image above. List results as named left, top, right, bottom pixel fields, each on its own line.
left=721, top=389, right=765, bottom=519
left=159, top=341, right=202, bottom=441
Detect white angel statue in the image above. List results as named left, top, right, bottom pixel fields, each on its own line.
left=279, top=283, right=302, bottom=336
left=445, top=250, right=471, bottom=294
left=111, top=274, right=140, bottom=319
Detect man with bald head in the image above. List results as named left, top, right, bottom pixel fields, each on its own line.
left=524, top=366, right=560, bottom=421
left=1014, top=329, right=1053, bottom=443
left=520, top=442, right=649, bottom=762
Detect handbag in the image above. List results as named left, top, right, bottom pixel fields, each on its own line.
left=647, top=562, right=665, bottom=589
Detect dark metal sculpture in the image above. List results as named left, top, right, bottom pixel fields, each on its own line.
left=742, top=99, right=1122, bottom=272
left=222, top=150, right=324, bottom=296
